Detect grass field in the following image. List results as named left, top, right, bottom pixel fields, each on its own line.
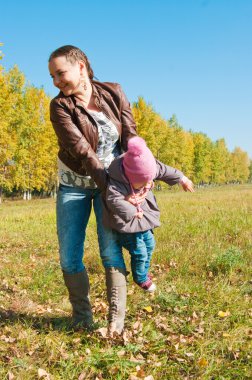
left=0, top=185, right=251, bottom=380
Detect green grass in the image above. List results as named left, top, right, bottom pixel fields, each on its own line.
left=0, top=185, right=251, bottom=379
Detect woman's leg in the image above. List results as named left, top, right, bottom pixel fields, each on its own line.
left=56, top=185, right=92, bottom=274
left=93, top=190, right=127, bottom=334
left=56, top=185, right=93, bottom=328
left=93, top=189, right=125, bottom=269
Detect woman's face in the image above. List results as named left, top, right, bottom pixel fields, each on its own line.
left=49, top=56, right=85, bottom=96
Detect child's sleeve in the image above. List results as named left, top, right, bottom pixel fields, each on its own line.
left=106, top=184, right=138, bottom=222
left=155, top=160, right=184, bottom=186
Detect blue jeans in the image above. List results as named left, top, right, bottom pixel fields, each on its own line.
left=56, top=184, right=126, bottom=274
left=118, top=230, right=155, bottom=284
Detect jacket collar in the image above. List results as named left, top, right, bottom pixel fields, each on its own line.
left=71, top=81, right=103, bottom=109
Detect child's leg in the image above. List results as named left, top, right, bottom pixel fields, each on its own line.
left=119, top=232, right=148, bottom=284
left=143, top=230, right=156, bottom=275
left=136, top=230, right=156, bottom=292
left=119, top=231, right=155, bottom=290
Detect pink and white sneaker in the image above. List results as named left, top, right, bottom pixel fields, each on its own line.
left=137, top=278, right=156, bottom=292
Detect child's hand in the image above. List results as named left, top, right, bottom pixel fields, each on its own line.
left=125, top=194, right=137, bottom=205
left=125, top=181, right=153, bottom=205
left=125, top=193, right=147, bottom=205
left=180, top=176, right=195, bottom=192
left=135, top=210, right=144, bottom=219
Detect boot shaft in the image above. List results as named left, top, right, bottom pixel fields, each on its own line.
left=105, top=267, right=127, bottom=335
left=63, top=269, right=93, bottom=328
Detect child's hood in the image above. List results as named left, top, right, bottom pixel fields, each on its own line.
left=107, top=155, right=128, bottom=184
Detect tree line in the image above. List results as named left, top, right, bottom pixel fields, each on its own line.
left=0, top=64, right=251, bottom=201
left=132, top=98, right=251, bottom=185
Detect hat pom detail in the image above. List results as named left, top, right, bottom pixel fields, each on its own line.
left=127, top=137, right=147, bottom=155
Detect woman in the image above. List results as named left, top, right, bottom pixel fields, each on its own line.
left=48, top=45, right=137, bottom=334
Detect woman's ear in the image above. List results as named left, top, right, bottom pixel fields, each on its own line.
left=79, top=61, right=87, bottom=76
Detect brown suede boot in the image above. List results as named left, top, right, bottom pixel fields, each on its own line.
left=63, top=269, right=93, bottom=330
left=105, top=267, right=127, bottom=335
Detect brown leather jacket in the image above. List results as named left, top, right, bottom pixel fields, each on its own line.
left=50, top=81, right=137, bottom=189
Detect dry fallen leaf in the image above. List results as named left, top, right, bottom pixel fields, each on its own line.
left=218, top=310, right=230, bottom=318
left=122, top=329, right=133, bottom=344
left=73, top=337, right=81, bottom=344
left=128, top=375, right=139, bottom=380
left=136, top=365, right=145, bottom=378
left=97, top=327, right=108, bottom=338
left=198, top=357, right=208, bottom=367
left=93, top=299, right=108, bottom=313
left=133, top=320, right=143, bottom=331
left=169, top=259, right=177, bottom=268
left=176, top=357, right=186, bottom=362
left=185, top=352, right=194, bottom=357
left=174, top=343, right=179, bottom=350
left=110, top=366, right=120, bottom=375
left=1, top=335, right=16, bottom=343
left=133, top=323, right=143, bottom=336
left=117, top=350, right=126, bottom=357
left=192, top=311, right=199, bottom=320
left=7, top=372, right=15, bottom=380
left=194, top=326, right=204, bottom=334
left=95, top=375, right=104, bottom=380
left=143, top=306, right=153, bottom=313
left=130, top=355, right=141, bottom=363
left=78, top=371, right=88, bottom=380
left=38, top=368, right=51, bottom=379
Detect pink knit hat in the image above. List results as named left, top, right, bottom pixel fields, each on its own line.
left=123, top=137, right=157, bottom=183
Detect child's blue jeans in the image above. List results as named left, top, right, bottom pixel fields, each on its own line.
left=118, top=230, right=155, bottom=284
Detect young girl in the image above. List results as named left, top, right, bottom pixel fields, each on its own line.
left=102, top=137, right=194, bottom=293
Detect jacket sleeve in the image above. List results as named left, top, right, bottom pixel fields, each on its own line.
left=155, top=160, right=184, bottom=186
left=118, top=85, right=138, bottom=151
left=50, top=98, right=107, bottom=190
left=106, top=183, right=137, bottom=222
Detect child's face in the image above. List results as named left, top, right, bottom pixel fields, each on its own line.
left=132, top=180, right=153, bottom=191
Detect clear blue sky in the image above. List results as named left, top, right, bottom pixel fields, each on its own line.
left=1, top=0, right=252, bottom=158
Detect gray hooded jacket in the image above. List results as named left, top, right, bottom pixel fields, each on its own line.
left=102, top=155, right=184, bottom=233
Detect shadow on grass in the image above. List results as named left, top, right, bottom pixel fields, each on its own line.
left=0, top=309, right=73, bottom=333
